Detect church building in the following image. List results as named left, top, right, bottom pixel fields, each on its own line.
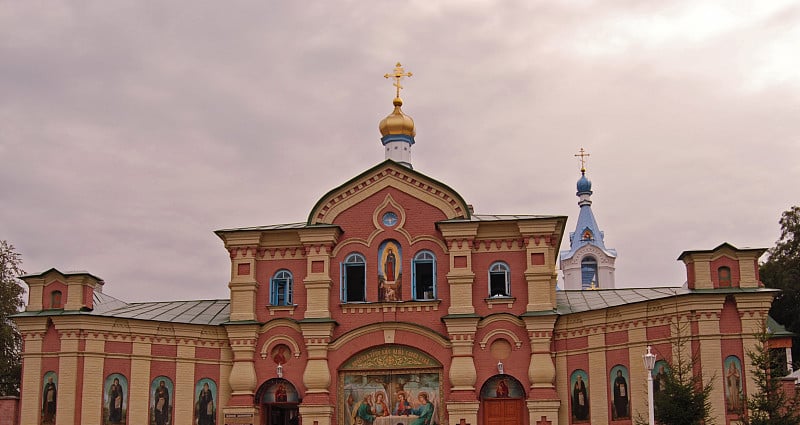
left=12, top=64, right=787, bottom=425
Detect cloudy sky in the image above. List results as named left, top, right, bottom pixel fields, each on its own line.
left=2, top=1, right=798, bottom=302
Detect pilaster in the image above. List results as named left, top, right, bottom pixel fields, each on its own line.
left=440, top=222, right=478, bottom=316
left=300, top=320, right=335, bottom=396
left=443, top=316, right=479, bottom=392
left=446, top=401, right=479, bottom=425
left=300, top=227, right=340, bottom=319
left=17, top=320, right=46, bottom=425
left=176, top=344, right=197, bottom=425
left=587, top=332, right=607, bottom=422
left=82, top=336, right=105, bottom=424
left=128, top=341, right=151, bottom=425
left=523, top=315, right=558, bottom=392
left=225, top=324, right=259, bottom=402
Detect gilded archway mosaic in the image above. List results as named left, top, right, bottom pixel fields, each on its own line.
left=339, top=345, right=442, bottom=425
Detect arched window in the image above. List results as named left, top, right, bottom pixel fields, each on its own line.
left=489, top=262, right=510, bottom=297
left=718, top=266, right=732, bottom=287
left=50, top=290, right=62, bottom=309
left=271, top=270, right=293, bottom=306
left=341, top=253, right=366, bottom=302
left=413, top=251, right=436, bottom=300
left=581, top=257, right=598, bottom=289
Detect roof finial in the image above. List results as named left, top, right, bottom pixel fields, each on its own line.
left=574, top=147, right=590, bottom=174
left=384, top=62, right=413, bottom=105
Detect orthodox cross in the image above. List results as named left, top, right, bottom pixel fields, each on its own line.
left=575, top=147, right=590, bottom=173
left=384, top=62, right=413, bottom=99
left=536, top=416, right=553, bottom=425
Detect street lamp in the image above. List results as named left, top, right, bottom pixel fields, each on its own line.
left=643, top=345, right=657, bottom=425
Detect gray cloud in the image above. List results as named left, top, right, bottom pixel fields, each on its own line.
left=1, top=1, right=798, bottom=301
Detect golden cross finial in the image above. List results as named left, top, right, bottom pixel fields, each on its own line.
left=384, top=62, right=413, bottom=99
left=574, top=148, right=590, bottom=173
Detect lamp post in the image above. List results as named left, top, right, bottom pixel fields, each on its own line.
left=643, top=345, right=657, bottom=425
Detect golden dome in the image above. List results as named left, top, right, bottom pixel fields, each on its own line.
left=379, top=97, right=416, bottom=137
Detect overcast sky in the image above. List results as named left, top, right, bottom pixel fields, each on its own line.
left=2, top=1, right=798, bottom=302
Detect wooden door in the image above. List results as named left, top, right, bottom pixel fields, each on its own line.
left=482, top=398, right=524, bottom=425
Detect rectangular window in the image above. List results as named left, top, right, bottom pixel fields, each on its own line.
left=344, top=264, right=366, bottom=302
left=490, top=273, right=507, bottom=296
left=415, top=262, right=434, bottom=299
left=271, top=278, right=292, bottom=305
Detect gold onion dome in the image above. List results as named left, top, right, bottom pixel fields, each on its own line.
left=379, top=97, right=416, bottom=137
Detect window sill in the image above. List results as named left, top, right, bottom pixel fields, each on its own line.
left=485, top=296, right=516, bottom=309
left=267, top=305, right=297, bottom=316
left=340, top=300, right=441, bottom=314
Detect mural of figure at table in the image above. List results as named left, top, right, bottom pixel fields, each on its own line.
left=340, top=345, right=442, bottom=425
left=725, top=355, right=744, bottom=413
left=378, top=240, right=402, bottom=302
left=41, top=371, right=57, bottom=425
left=104, top=373, right=128, bottom=425
left=343, top=372, right=441, bottom=425
left=571, top=369, right=589, bottom=422
left=610, top=365, right=630, bottom=420
left=194, top=378, right=217, bottom=425
left=150, top=376, right=173, bottom=425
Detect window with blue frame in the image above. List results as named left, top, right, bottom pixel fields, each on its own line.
left=271, top=270, right=293, bottom=306
left=342, top=253, right=366, bottom=302
left=581, top=256, right=598, bottom=289
left=413, top=251, right=436, bottom=300
left=489, top=262, right=510, bottom=297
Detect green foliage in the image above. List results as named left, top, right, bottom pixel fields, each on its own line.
left=651, top=337, right=716, bottom=425
left=635, top=320, right=716, bottom=425
left=739, top=325, right=800, bottom=425
left=761, top=206, right=800, bottom=365
left=0, top=240, right=25, bottom=396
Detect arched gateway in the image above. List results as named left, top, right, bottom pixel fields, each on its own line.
left=258, top=378, right=300, bottom=425
left=479, top=375, right=526, bottom=425
left=339, top=345, right=443, bottom=425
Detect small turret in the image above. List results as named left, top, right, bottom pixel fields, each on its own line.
left=379, top=63, right=416, bottom=168
left=560, top=149, right=617, bottom=290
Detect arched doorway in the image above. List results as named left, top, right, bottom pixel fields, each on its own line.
left=480, top=375, right=525, bottom=425
left=258, top=378, right=300, bottom=425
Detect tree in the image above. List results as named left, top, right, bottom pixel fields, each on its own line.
left=739, top=324, right=800, bottom=425
left=761, top=206, right=800, bottom=363
left=0, top=240, right=25, bottom=396
left=636, top=320, right=716, bottom=425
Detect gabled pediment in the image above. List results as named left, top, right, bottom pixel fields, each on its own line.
left=307, top=160, right=470, bottom=225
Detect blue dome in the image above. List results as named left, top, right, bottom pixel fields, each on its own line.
left=576, top=173, right=592, bottom=194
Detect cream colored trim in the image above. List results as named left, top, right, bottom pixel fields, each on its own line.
left=478, top=329, right=523, bottom=350
left=477, top=313, right=525, bottom=328
left=328, top=322, right=451, bottom=350
left=313, top=169, right=466, bottom=224
left=260, top=335, right=302, bottom=360
left=258, top=319, right=302, bottom=334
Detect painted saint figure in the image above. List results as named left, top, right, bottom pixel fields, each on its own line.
left=275, top=383, right=288, bottom=402
left=613, top=370, right=629, bottom=418
left=726, top=361, right=742, bottom=412
left=353, top=393, right=375, bottom=425
left=572, top=375, right=589, bottom=421
left=108, top=378, right=124, bottom=424
left=496, top=379, right=509, bottom=398
left=384, top=248, right=396, bottom=281
left=410, top=392, right=434, bottom=425
left=152, top=380, right=170, bottom=425
left=653, top=364, right=667, bottom=394
left=394, top=391, right=412, bottom=415
left=196, top=382, right=215, bottom=425
left=373, top=393, right=390, bottom=417
left=42, top=376, right=57, bottom=425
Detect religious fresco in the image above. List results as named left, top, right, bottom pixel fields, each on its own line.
left=378, top=240, right=402, bottom=302
left=652, top=360, right=669, bottom=395
left=724, top=355, right=744, bottom=413
left=570, top=369, right=589, bottom=423
left=480, top=375, right=525, bottom=399
left=41, top=371, right=57, bottom=425
left=339, top=345, right=442, bottom=425
left=194, top=378, right=217, bottom=425
left=103, top=373, right=128, bottom=425
left=261, top=378, right=300, bottom=403
left=149, top=376, right=173, bottom=425
left=609, top=365, right=630, bottom=420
